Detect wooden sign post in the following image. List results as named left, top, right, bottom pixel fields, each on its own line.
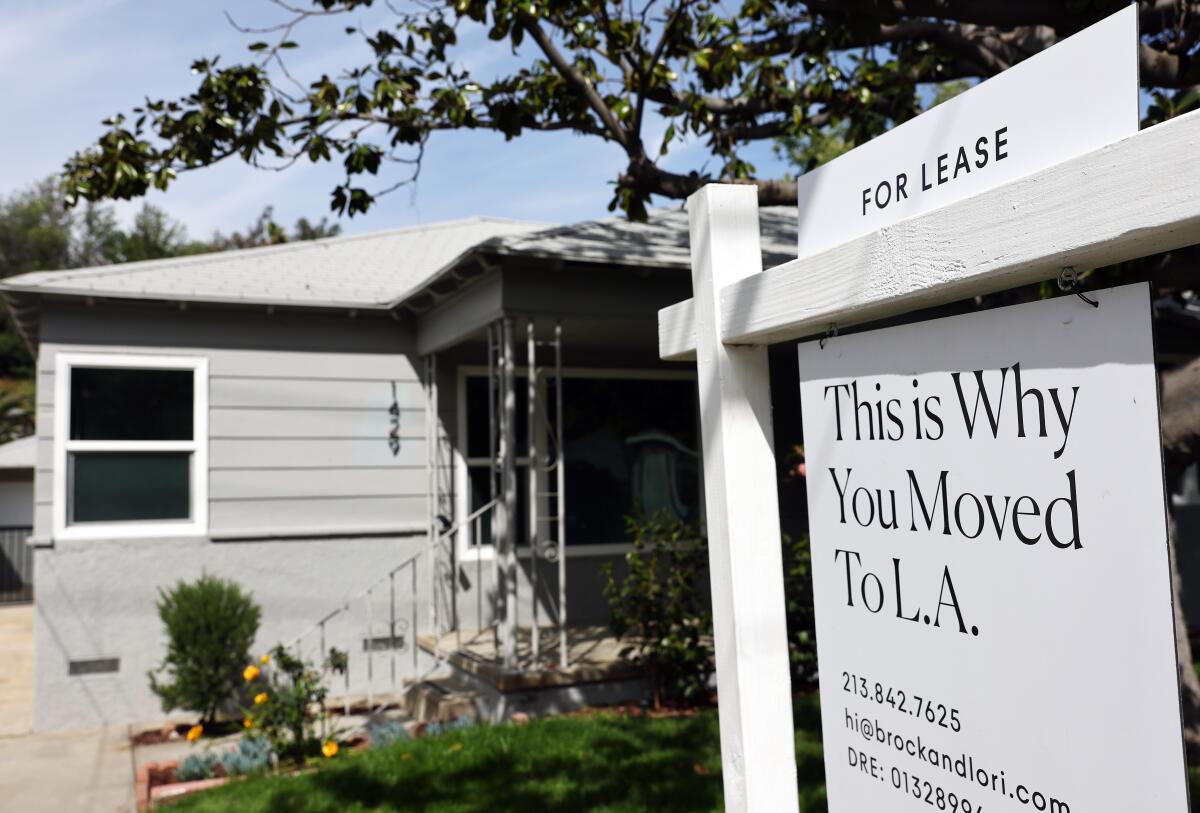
left=688, top=185, right=799, bottom=811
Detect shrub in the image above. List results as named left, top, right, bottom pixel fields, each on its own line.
left=220, top=736, right=273, bottom=776
left=175, top=752, right=218, bottom=782
left=424, top=717, right=474, bottom=737
left=149, top=574, right=261, bottom=724
left=783, top=533, right=818, bottom=684
left=241, top=644, right=347, bottom=764
left=367, top=718, right=410, bottom=748
left=602, top=513, right=714, bottom=708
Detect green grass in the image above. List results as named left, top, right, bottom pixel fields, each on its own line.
left=171, top=695, right=828, bottom=813
left=168, top=691, right=1200, bottom=812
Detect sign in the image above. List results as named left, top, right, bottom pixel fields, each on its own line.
left=796, top=6, right=1139, bottom=260
left=798, top=284, right=1187, bottom=812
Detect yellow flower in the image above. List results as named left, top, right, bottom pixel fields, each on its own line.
left=243, top=665, right=260, bottom=682
left=259, top=654, right=270, bottom=665
left=447, top=742, right=463, bottom=753
left=322, top=740, right=339, bottom=758
left=243, top=717, right=254, bottom=729
left=253, top=692, right=269, bottom=706
left=186, top=724, right=203, bottom=742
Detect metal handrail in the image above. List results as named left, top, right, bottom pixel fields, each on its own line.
left=286, top=499, right=499, bottom=713
left=290, top=499, right=499, bottom=649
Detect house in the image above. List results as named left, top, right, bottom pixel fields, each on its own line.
left=0, top=208, right=799, bottom=731
left=0, top=435, right=35, bottom=602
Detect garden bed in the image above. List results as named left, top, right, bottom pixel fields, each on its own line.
left=158, top=696, right=829, bottom=813
left=136, top=760, right=230, bottom=811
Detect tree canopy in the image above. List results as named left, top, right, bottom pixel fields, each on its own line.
left=61, top=0, right=1200, bottom=220
left=0, top=179, right=341, bottom=440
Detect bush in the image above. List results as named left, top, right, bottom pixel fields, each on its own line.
left=602, top=513, right=713, bottom=708
left=366, top=718, right=410, bottom=748
left=149, top=574, right=262, bottom=724
left=176, top=752, right=218, bottom=782
left=241, top=644, right=347, bottom=764
left=783, top=533, right=818, bottom=684
left=220, top=736, right=273, bottom=776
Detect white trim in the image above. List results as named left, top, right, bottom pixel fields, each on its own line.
left=658, top=107, right=1200, bottom=356
left=454, top=363, right=699, bottom=560
left=53, top=352, right=209, bottom=541
left=458, top=364, right=697, bottom=381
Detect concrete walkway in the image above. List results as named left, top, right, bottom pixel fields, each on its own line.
left=0, top=603, right=33, bottom=736
left=0, top=604, right=136, bottom=811
left=0, top=724, right=135, bottom=812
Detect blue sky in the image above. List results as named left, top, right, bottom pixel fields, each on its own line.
left=2, top=0, right=790, bottom=238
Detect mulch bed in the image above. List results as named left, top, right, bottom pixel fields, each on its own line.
left=132, top=720, right=241, bottom=747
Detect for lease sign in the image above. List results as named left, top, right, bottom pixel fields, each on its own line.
left=795, top=5, right=1139, bottom=260
left=798, top=285, right=1187, bottom=812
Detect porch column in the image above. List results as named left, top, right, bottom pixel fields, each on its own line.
left=497, top=316, right=519, bottom=670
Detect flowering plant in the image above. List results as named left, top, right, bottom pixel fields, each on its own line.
left=240, top=644, right=347, bottom=763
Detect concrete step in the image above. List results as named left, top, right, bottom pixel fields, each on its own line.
left=402, top=672, right=483, bottom=723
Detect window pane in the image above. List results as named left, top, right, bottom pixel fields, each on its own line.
left=467, top=466, right=494, bottom=547
left=466, top=464, right=529, bottom=547
left=70, top=453, right=191, bottom=523
left=465, top=376, right=528, bottom=459
left=70, top=367, right=194, bottom=441
left=551, top=378, right=700, bottom=545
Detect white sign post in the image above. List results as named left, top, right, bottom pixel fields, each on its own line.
left=799, top=285, right=1187, bottom=811
left=689, top=185, right=800, bottom=811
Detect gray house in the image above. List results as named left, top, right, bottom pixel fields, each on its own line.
left=0, top=436, right=35, bottom=602
left=0, top=208, right=796, bottom=731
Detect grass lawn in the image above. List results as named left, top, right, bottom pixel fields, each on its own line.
left=167, top=692, right=1200, bottom=812
left=171, top=695, right=828, bottom=813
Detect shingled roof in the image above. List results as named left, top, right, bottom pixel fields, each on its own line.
left=0, top=205, right=798, bottom=344
left=0, top=217, right=545, bottom=310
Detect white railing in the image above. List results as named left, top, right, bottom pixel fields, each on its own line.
left=289, top=499, right=498, bottom=712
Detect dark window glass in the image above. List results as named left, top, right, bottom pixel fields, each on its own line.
left=70, top=367, right=193, bottom=441
left=467, top=466, right=493, bottom=547
left=467, top=465, right=529, bottom=547
left=549, top=378, right=700, bottom=545
left=465, top=376, right=528, bottom=459
left=70, top=453, right=190, bottom=522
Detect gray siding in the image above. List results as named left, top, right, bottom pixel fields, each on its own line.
left=35, top=305, right=429, bottom=541
left=31, top=304, right=443, bottom=730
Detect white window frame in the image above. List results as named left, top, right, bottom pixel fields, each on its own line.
left=454, top=365, right=698, bottom=561
left=53, top=352, right=209, bottom=540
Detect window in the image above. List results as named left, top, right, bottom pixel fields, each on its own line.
left=54, top=354, right=208, bottom=539
left=457, top=368, right=699, bottom=555
left=552, top=376, right=700, bottom=546
left=461, top=373, right=530, bottom=551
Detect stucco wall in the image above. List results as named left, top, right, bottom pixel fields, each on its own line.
left=33, top=533, right=435, bottom=731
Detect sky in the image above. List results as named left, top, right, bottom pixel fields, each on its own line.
left=1, top=0, right=791, bottom=239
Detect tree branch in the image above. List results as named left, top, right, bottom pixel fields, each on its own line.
left=516, top=10, right=637, bottom=155
left=618, top=158, right=797, bottom=206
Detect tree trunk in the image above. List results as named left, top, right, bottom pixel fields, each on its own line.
left=1160, top=356, right=1200, bottom=755
left=1167, top=511, right=1200, bottom=755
